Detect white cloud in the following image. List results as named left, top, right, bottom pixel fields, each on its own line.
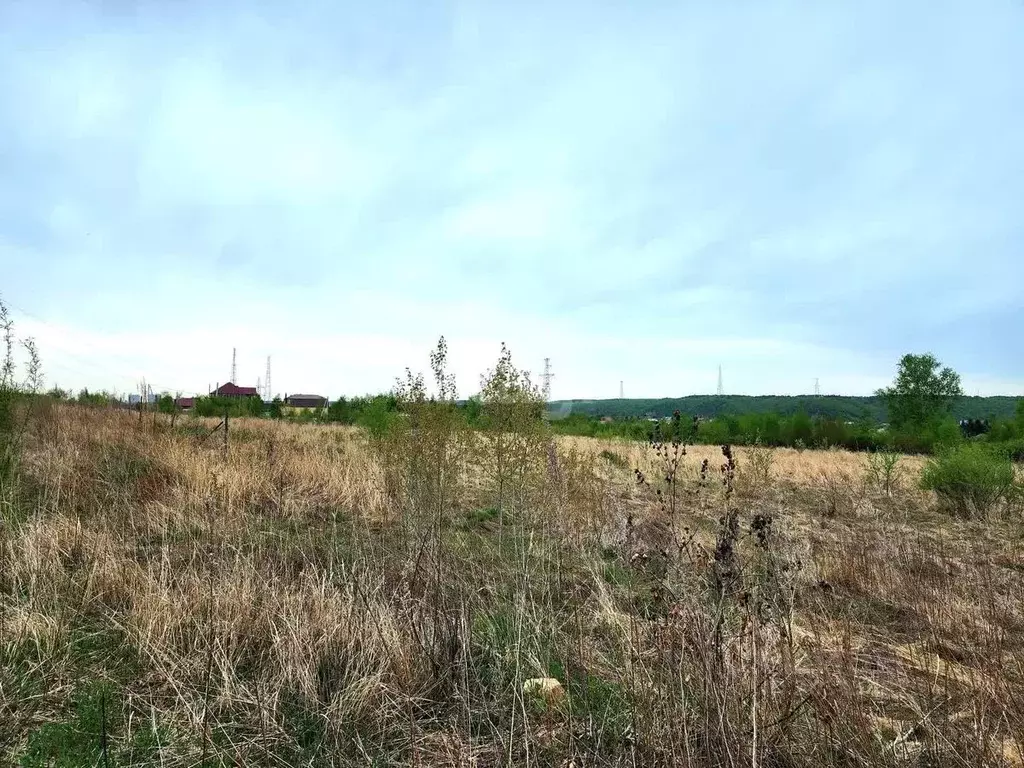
left=2, top=0, right=1023, bottom=398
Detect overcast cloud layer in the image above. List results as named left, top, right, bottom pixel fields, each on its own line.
left=1, top=1, right=1022, bottom=399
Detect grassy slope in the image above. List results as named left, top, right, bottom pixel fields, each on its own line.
left=1, top=405, right=1023, bottom=766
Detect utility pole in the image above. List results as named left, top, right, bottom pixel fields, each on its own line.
left=231, top=348, right=237, bottom=385
left=542, top=358, right=554, bottom=402
left=619, top=380, right=624, bottom=399
left=717, top=365, right=724, bottom=396
left=265, top=356, right=272, bottom=401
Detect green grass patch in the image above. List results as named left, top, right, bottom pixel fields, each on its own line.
left=463, top=506, right=500, bottom=528
left=19, top=680, right=167, bottom=767
left=600, top=449, right=628, bottom=469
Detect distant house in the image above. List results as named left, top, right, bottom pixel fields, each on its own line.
left=175, top=397, right=194, bottom=411
left=284, top=394, right=328, bottom=410
left=212, top=382, right=260, bottom=398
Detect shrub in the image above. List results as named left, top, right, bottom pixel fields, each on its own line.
left=1, top=300, right=42, bottom=507
left=920, top=444, right=1017, bottom=516
left=744, top=438, right=775, bottom=490
left=986, top=438, right=1024, bottom=464
left=864, top=449, right=904, bottom=496
left=355, top=394, right=401, bottom=439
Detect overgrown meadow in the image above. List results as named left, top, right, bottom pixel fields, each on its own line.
left=2, top=338, right=1024, bottom=766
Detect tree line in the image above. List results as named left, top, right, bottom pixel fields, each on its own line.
left=34, top=349, right=1024, bottom=459
left=547, top=393, right=1019, bottom=423
left=548, top=354, right=1024, bottom=458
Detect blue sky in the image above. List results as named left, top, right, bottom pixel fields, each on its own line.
left=1, top=1, right=1022, bottom=399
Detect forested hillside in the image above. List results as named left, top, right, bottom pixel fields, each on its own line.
left=547, top=395, right=1019, bottom=422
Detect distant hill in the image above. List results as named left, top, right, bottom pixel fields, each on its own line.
left=546, top=395, right=1020, bottom=422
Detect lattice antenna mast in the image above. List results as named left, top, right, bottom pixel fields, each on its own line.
left=717, top=365, right=724, bottom=396
left=541, top=358, right=554, bottom=401
left=814, top=377, right=821, bottom=396
left=265, top=356, right=272, bottom=400
left=231, top=348, right=237, bottom=384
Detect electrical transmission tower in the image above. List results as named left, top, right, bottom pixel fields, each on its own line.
left=231, top=348, right=237, bottom=384
left=814, top=377, right=821, bottom=396
left=265, top=356, right=272, bottom=400
left=542, top=358, right=554, bottom=401
left=717, top=365, right=724, bottom=396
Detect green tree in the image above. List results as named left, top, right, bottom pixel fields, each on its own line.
left=156, top=394, right=176, bottom=415
left=462, top=395, right=483, bottom=426
left=327, top=396, right=353, bottom=424
left=268, top=396, right=283, bottom=419
left=245, top=396, right=265, bottom=417
left=76, top=389, right=112, bottom=407
left=792, top=411, right=813, bottom=445
left=877, top=353, right=963, bottom=430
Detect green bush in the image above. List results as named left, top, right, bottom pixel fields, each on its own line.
left=355, top=395, right=401, bottom=439
left=985, top=438, right=1024, bottom=463
left=920, top=444, right=1017, bottom=516
left=864, top=449, right=904, bottom=496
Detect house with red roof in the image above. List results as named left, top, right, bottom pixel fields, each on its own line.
left=212, top=382, right=260, bottom=398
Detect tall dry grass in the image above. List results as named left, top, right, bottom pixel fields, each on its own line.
left=1, top=403, right=1022, bottom=766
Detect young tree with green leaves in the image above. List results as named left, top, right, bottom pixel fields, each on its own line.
left=1, top=298, right=42, bottom=503
left=382, top=337, right=472, bottom=593
left=877, top=353, right=963, bottom=430
left=477, top=343, right=548, bottom=520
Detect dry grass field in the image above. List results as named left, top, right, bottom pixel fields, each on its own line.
left=2, top=403, right=1023, bottom=766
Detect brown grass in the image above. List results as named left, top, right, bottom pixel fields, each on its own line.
left=1, top=404, right=1022, bottom=766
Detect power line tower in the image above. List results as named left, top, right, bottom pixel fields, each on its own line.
left=231, top=348, right=237, bottom=384
left=542, top=358, right=554, bottom=401
left=717, top=365, right=724, bottom=396
left=814, top=377, right=821, bottom=396
left=265, top=356, right=272, bottom=400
